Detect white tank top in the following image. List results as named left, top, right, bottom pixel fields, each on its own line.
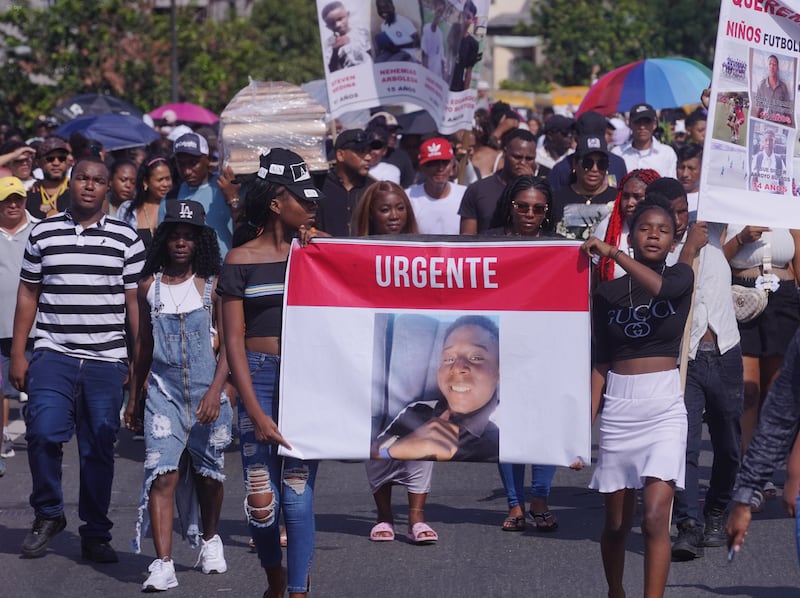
left=146, top=274, right=204, bottom=314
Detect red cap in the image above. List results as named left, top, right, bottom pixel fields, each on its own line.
left=418, top=137, right=454, bottom=165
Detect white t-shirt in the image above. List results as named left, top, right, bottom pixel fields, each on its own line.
left=406, top=182, right=466, bottom=234
left=369, top=161, right=401, bottom=184
left=421, top=23, right=444, bottom=78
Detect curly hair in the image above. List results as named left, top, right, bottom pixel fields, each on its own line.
left=352, top=181, right=419, bottom=236
left=599, top=168, right=661, bottom=281
left=140, top=222, right=221, bottom=280
left=489, top=175, right=553, bottom=233
left=630, top=192, right=677, bottom=233
left=130, top=154, right=173, bottom=211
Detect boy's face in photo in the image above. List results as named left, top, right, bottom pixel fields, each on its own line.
left=324, top=6, right=349, bottom=36
left=437, top=324, right=499, bottom=416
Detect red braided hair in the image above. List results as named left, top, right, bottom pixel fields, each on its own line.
left=599, top=168, right=661, bottom=281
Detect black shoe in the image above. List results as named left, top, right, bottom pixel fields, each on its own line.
left=21, top=514, right=67, bottom=558
left=672, top=520, right=704, bottom=561
left=81, top=539, right=119, bottom=563
left=703, top=508, right=727, bottom=547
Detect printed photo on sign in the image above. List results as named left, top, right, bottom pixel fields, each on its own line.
left=373, top=0, right=422, bottom=64
left=370, top=312, right=500, bottom=462
left=705, top=140, right=749, bottom=192
left=319, top=1, right=374, bottom=73
left=749, top=123, right=790, bottom=195
left=712, top=91, right=749, bottom=147
left=750, top=48, right=795, bottom=128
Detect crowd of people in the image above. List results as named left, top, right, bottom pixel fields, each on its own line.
left=1, top=91, right=799, bottom=598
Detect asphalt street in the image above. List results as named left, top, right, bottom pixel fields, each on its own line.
left=1, top=397, right=799, bottom=598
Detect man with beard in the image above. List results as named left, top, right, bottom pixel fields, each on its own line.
left=26, top=136, right=71, bottom=219
left=459, top=129, right=538, bottom=234
left=318, top=128, right=382, bottom=236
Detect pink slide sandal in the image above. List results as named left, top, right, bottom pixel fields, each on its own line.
left=407, top=522, right=438, bottom=545
left=369, top=522, right=395, bottom=542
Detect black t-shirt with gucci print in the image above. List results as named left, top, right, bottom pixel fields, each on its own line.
left=592, top=262, right=694, bottom=364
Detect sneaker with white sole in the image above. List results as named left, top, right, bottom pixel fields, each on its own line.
left=142, top=558, right=178, bottom=592
left=195, top=534, right=227, bottom=574
left=2, top=433, right=15, bottom=458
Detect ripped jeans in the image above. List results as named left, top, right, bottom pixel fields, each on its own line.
left=241, top=352, right=319, bottom=593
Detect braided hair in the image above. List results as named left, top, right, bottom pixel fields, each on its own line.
left=231, top=172, right=285, bottom=248
left=489, top=175, right=554, bottom=233
left=599, top=168, right=661, bottom=280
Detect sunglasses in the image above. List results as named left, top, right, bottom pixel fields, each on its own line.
left=45, top=153, right=68, bottom=163
left=512, top=201, right=547, bottom=215
left=580, top=156, right=609, bottom=171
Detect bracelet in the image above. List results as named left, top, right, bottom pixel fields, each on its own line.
left=613, top=249, right=623, bottom=261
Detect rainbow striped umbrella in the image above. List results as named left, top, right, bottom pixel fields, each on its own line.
left=576, top=57, right=712, bottom=116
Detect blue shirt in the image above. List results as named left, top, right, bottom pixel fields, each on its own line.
left=159, top=174, right=233, bottom=256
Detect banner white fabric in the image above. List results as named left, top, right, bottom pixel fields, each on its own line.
left=278, top=238, right=592, bottom=465
left=315, top=0, right=490, bottom=134
left=699, top=0, right=800, bottom=226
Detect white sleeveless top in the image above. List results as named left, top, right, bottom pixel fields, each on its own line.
left=146, top=274, right=204, bottom=314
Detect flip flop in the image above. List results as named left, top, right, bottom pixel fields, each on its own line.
left=501, top=516, right=526, bottom=532
left=407, top=521, right=438, bottom=544
left=530, top=510, right=559, bottom=532
left=369, top=521, right=395, bottom=542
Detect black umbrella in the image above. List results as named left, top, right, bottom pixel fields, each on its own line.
left=54, top=94, right=143, bottom=123
left=396, top=110, right=438, bottom=135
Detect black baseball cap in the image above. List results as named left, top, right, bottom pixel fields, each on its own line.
left=163, top=199, right=207, bottom=227
left=629, top=103, right=657, bottom=122
left=257, top=148, right=324, bottom=201
left=334, top=128, right=384, bottom=152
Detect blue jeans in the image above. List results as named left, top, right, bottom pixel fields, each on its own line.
left=673, top=345, right=743, bottom=525
left=497, top=463, right=557, bottom=509
left=240, top=352, right=318, bottom=594
left=24, top=350, right=126, bottom=540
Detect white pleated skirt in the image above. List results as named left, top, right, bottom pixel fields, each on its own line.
left=589, top=369, right=687, bottom=493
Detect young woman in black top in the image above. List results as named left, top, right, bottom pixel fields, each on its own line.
left=217, top=149, right=325, bottom=598
left=581, top=195, right=696, bottom=598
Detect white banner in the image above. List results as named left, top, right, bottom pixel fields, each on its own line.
left=315, top=0, right=490, bottom=134
left=277, top=239, right=592, bottom=465
left=698, top=0, right=800, bottom=226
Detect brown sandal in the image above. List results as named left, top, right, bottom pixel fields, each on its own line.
left=501, top=516, right=526, bottom=531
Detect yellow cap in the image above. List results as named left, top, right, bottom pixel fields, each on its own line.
left=0, top=176, right=26, bottom=202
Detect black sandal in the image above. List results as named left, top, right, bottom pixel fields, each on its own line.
left=530, top=510, right=559, bottom=532
left=501, top=516, right=526, bottom=532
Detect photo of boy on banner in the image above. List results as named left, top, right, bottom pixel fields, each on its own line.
left=749, top=123, right=790, bottom=194
left=373, top=0, right=422, bottom=63
left=750, top=49, right=795, bottom=127
left=370, top=313, right=500, bottom=462
left=320, top=1, right=374, bottom=73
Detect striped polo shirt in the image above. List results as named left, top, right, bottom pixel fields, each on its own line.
left=20, top=210, right=145, bottom=362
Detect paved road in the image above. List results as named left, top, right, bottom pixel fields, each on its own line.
left=1, top=398, right=799, bottom=598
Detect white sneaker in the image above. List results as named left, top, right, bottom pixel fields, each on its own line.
left=142, top=558, right=178, bottom=592
left=1, top=433, right=14, bottom=458
left=195, top=534, right=227, bottom=574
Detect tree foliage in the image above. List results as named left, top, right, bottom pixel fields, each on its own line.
left=525, top=0, right=720, bottom=87
left=0, top=0, right=323, bottom=129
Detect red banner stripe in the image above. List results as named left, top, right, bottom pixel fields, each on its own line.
left=286, top=240, right=590, bottom=312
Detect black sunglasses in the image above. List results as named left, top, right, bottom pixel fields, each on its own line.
left=580, top=156, right=609, bottom=171
left=45, top=153, right=68, bottom=163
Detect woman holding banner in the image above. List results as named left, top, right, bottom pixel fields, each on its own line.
left=354, top=181, right=441, bottom=544
left=582, top=195, right=695, bottom=598
left=218, top=149, right=325, bottom=598
left=487, top=175, right=562, bottom=531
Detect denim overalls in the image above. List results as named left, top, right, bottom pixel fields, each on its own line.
left=133, top=273, right=232, bottom=552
